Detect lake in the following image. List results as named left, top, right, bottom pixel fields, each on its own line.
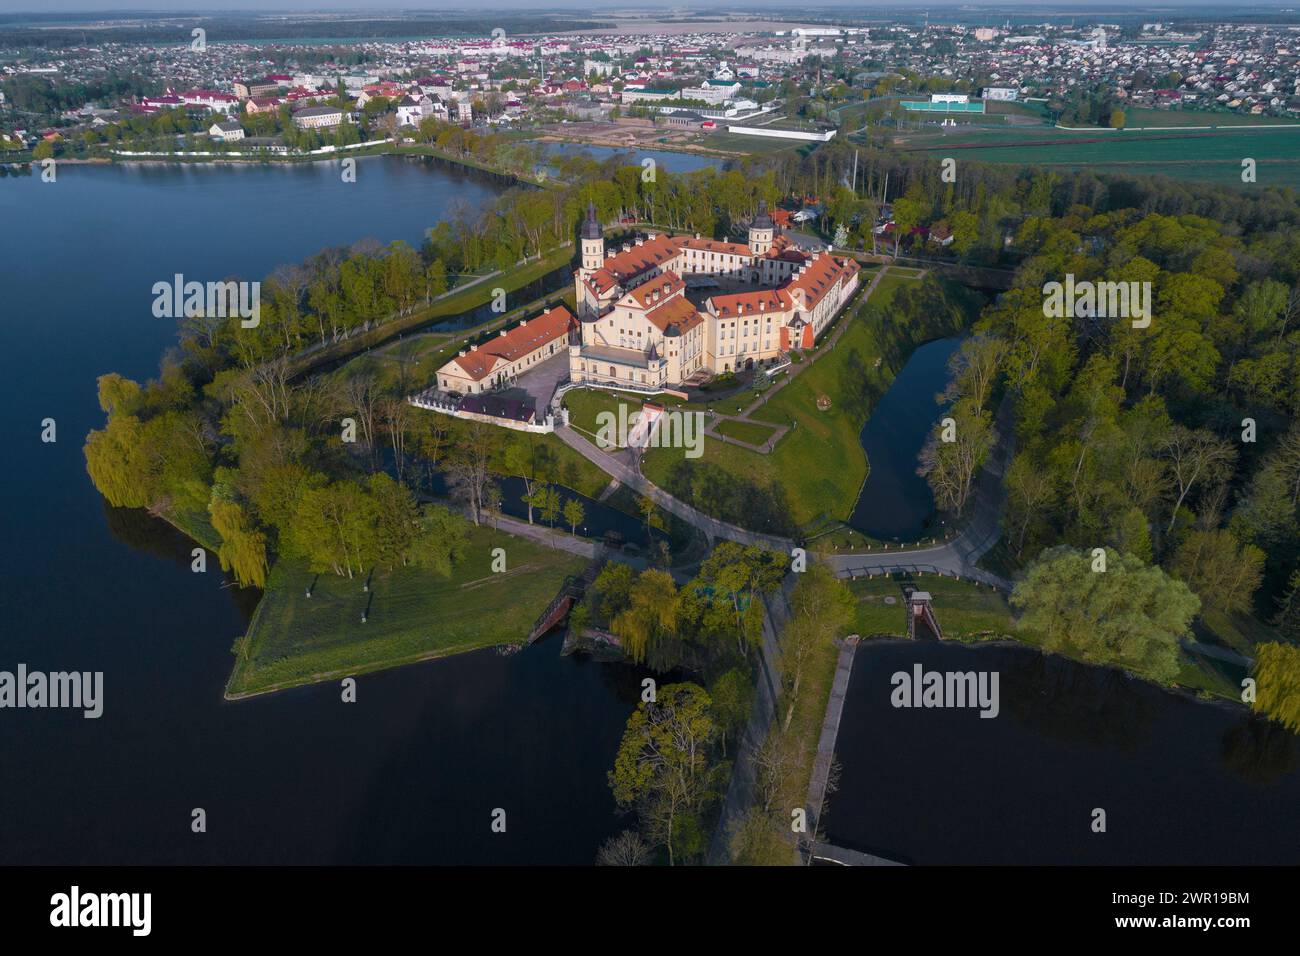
left=848, top=336, right=960, bottom=540
left=541, top=142, right=727, bottom=175
left=0, top=157, right=648, bottom=864
left=822, top=641, right=1300, bottom=865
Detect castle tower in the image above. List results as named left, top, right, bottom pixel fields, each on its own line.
left=580, top=201, right=604, bottom=274
left=749, top=200, right=774, bottom=256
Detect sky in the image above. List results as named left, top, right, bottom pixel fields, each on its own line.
left=0, top=1, right=1262, bottom=13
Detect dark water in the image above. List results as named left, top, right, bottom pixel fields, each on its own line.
left=848, top=336, right=960, bottom=540
left=426, top=473, right=667, bottom=553
left=542, top=142, right=726, bottom=175
left=0, top=160, right=645, bottom=864
left=822, top=641, right=1300, bottom=865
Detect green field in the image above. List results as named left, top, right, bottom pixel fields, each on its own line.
left=563, top=387, right=639, bottom=441
left=713, top=417, right=779, bottom=445
left=850, top=576, right=1016, bottom=639
left=897, top=124, right=1300, bottom=188
left=226, top=525, right=586, bottom=697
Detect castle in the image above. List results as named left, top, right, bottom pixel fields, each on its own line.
left=430, top=201, right=861, bottom=400
left=568, top=201, right=861, bottom=391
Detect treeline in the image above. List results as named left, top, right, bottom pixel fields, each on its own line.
left=960, top=203, right=1300, bottom=675
left=593, top=543, right=786, bottom=864
left=1, top=71, right=159, bottom=116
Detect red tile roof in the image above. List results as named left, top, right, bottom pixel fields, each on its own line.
left=645, top=295, right=703, bottom=335
left=709, top=288, right=792, bottom=318
left=601, top=234, right=681, bottom=282
left=450, top=306, right=576, bottom=381
left=626, top=270, right=685, bottom=308
left=786, top=254, right=859, bottom=309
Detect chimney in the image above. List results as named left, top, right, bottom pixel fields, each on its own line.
left=470, top=344, right=478, bottom=351
left=499, top=329, right=507, bottom=336
left=520, top=319, right=528, bottom=326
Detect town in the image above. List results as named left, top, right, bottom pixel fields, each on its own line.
left=6, top=13, right=1300, bottom=159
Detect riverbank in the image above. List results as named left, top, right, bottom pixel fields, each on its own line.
left=225, top=524, right=587, bottom=699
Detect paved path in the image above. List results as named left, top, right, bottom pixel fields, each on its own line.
left=705, top=574, right=791, bottom=865
left=426, top=498, right=600, bottom=560
left=554, top=425, right=794, bottom=551
left=804, top=635, right=859, bottom=849
left=1181, top=639, right=1256, bottom=668
left=822, top=395, right=1015, bottom=589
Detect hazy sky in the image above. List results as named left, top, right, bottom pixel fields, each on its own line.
left=0, top=1, right=1257, bottom=13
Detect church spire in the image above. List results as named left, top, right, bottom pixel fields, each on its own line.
left=581, top=200, right=602, bottom=240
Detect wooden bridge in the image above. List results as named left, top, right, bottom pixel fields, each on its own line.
left=525, top=554, right=604, bottom=645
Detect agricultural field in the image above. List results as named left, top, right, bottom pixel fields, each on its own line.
left=896, top=122, right=1300, bottom=188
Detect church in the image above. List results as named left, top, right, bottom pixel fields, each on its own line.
left=568, top=201, right=860, bottom=392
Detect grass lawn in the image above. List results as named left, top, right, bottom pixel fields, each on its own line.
left=714, top=418, right=779, bottom=445
left=226, top=524, right=586, bottom=697
left=563, top=386, right=642, bottom=441
left=849, top=576, right=1017, bottom=640
left=642, top=273, right=966, bottom=531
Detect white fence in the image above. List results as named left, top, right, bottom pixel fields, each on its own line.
left=112, top=138, right=395, bottom=159
left=725, top=125, right=837, bottom=142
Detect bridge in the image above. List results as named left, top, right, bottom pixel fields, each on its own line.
left=525, top=554, right=604, bottom=645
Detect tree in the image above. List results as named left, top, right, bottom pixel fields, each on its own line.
left=1250, top=643, right=1300, bottom=733
left=1010, top=546, right=1199, bottom=684
left=530, top=483, right=561, bottom=532
left=918, top=397, right=996, bottom=516
left=1271, top=570, right=1300, bottom=640
left=411, top=504, right=469, bottom=576
left=208, top=495, right=268, bottom=588
left=596, top=830, right=651, bottom=866
left=1162, top=427, right=1236, bottom=533
left=1169, top=529, right=1265, bottom=618
left=365, top=473, right=418, bottom=566
left=290, top=480, right=375, bottom=578
left=563, top=497, right=585, bottom=535
left=709, top=668, right=754, bottom=757
left=1005, top=453, right=1055, bottom=555
left=446, top=422, right=493, bottom=525
left=781, top=564, right=854, bottom=731
left=612, top=569, right=680, bottom=668
left=84, top=415, right=152, bottom=509
left=609, top=682, right=719, bottom=866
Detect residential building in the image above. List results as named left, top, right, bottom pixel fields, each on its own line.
left=292, top=105, right=345, bottom=129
